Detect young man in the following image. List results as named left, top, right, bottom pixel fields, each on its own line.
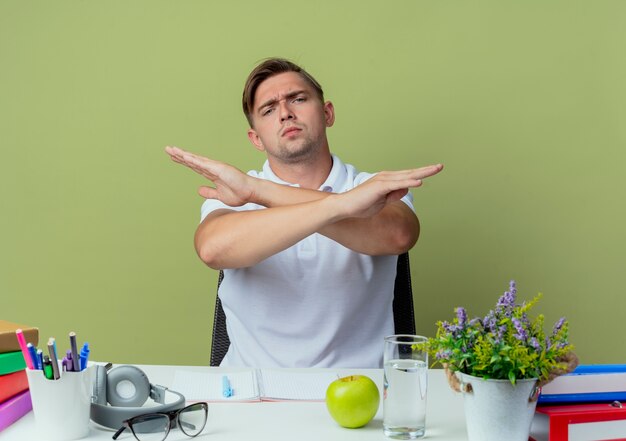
left=166, top=58, right=443, bottom=368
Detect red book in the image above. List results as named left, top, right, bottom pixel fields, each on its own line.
left=529, top=403, right=626, bottom=441
left=0, top=370, right=29, bottom=403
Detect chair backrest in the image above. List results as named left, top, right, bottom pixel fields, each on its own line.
left=210, top=252, right=415, bottom=366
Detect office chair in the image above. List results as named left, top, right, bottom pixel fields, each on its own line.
left=210, top=252, right=416, bottom=366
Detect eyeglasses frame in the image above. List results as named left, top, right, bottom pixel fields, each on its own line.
left=112, top=402, right=208, bottom=441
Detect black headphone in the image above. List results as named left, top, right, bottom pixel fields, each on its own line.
left=90, top=364, right=185, bottom=430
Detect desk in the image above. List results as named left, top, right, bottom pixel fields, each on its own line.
left=0, top=365, right=468, bottom=441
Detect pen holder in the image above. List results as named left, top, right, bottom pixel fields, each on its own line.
left=26, top=365, right=94, bottom=441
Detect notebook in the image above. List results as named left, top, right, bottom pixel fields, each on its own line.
left=171, top=369, right=339, bottom=402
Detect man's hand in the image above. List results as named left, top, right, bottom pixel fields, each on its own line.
left=165, top=146, right=255, bottom=207
left=333, top=165, right=444, bottom=220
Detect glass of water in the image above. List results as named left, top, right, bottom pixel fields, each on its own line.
left=383, top=335, right=428, bottom=439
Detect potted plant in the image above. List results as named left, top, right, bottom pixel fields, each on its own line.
left=421, top=280, right=578, bottom=441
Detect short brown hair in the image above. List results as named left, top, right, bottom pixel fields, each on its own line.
left=242, top=58, right=324, bottom=127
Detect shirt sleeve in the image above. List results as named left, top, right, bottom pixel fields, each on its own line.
left=200, top=199, right=261, bottom=223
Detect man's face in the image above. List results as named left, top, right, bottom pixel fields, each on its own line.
left=247, top=72, right=334, bottom=165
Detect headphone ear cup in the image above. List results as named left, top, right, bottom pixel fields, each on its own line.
left=93, top=365, right=108, bottom=405
left=105, top=365, right=151, bottom=407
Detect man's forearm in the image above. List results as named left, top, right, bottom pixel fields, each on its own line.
left=195, top=195, right=348, bottom=269
left=250, top=179, right=420, bottom=255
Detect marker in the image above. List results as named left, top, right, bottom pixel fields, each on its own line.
left=37, top=349, right=44, bottom=370
left=64, top=349, right=76, bottom=372
left=43, top=356, right=53, bottom=380
left=47, top=338, right=60, bottom=380
left=15, top=329, right=35, bottom=370
left=222, top=375, right=233, bottom=397
left=27, top=343, right=39, bottom=370
left=79, top=343, right=90, bottom=371
left=69, top=332, right=80, bottom=372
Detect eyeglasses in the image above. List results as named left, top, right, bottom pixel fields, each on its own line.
left=112, top=402, right=208, bottom=441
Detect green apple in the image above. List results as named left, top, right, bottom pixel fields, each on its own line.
left=325, top=375, right=380, bottom=428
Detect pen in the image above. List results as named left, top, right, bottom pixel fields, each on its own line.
left=43, top=356, right=53, bottom=380
left=37, top=349, right=44, bottom=370
left=79, top=343, right=90, bottom=371
left=15, top=329, right=35, bottom=370
left=27, top=343, right=39, bottom=370
left=222, top=375, right=233, bottom=397
left=47, top=338, right=60, bottom=380
left=69, top=331, right=80, bottom=372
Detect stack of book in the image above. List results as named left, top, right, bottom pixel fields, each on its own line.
left=530, top=365, right=626, bottom=441
left=0, top=320, right=38, bottom=432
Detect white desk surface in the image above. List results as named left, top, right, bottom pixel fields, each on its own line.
left=1, top=365, right=468, bottom=441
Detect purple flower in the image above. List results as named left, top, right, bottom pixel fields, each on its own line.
left=512, top=317, right=528, bottom=341
left=483, top=310, right=497, bottom=331
left=553, top=317, right=566, bottom=336
left=442, top=321, right=462, bottom=336
left=456, top=307, right=467, bottom=327
left=495, top=325, right=507, bottom=343
left=496, top=281, right=518, bottom=317
left=436, top=349, right=453, bottom=360
left=530, top=337, right=541, bottom=352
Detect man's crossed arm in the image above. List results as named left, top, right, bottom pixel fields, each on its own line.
left=165, top=146, right=443, bottom=269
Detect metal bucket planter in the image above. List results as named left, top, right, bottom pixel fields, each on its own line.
left=457, top=372, right=539, bottom=441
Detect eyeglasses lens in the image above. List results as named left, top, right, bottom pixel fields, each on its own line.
left=178, top=403, right=208, bottom=437
left=129, top=414, right=170, bottom=441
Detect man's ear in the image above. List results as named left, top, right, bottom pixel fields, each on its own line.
left=324, top=101, right=335, bottom=127
left=247, top=128, right=265, bottom=152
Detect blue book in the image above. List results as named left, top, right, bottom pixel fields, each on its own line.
left=538, top=364, right=626, bottom=404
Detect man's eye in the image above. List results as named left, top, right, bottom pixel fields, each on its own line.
left=262, top=108, right=274, bottom=116
left=293, top=97, right=306, bottom=103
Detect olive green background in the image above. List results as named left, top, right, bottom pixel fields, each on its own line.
left=2, top=1, right=624, bottom=366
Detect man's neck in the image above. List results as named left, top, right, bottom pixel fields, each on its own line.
left=266, top=150, right=333, bottom=190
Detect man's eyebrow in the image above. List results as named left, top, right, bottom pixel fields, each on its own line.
left=256, top=90, right=309, bottom=112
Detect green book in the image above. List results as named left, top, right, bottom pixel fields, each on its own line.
left=0, top=351, right=27, bottom=376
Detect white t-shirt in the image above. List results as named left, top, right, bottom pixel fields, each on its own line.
left=200, top=155, right=415, bottom=368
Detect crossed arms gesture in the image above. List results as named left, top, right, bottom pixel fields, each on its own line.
left=165, top=146, right=443, bottom=269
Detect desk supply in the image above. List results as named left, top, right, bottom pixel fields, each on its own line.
left=79, top=343, right=90, bottom=370
left=0, top=352, right=27, bottom=376
left=539, top=364, right=626, bottom=404
left=222, top=375, right=233, bottom=397
left=0, top=390, right=32, bottom=433
left=47, top=339, right=60, bottom=380
left=0, top=321, right=38, bottom=354
left=25, top=365, right=94, bottom=441
left=0, top=371, right=29, bottom=404
left=529, top=402, right=626, bottom=441
left=172, top=369, right=339, bottom=402
left=69, top=332, right=80, bottom=372
left=14, top=330, right=34, bottom=370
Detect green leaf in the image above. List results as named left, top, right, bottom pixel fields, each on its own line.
left=508, top=370, right=517, bottom=385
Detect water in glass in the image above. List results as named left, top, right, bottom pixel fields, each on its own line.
left=383, top=359, right=427, bottom=439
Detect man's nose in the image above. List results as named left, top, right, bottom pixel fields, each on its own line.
left=279, top=101, right=295, bottom=122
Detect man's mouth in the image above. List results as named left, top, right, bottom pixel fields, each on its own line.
left=282, top=126, right=302, bottom=137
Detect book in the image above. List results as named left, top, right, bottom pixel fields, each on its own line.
left=171, top=369, right=340, bottom=402
left=539, top=365, right=626, bottom=404
left=0, top=320, right=38, bottom=353
left=529, top=403, right=626, bottom=441
left=0, top=390, right=32, bottom=433
left=0, top=352, right=27, bottom=376
left=0, top=370, right=29, bottom=403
